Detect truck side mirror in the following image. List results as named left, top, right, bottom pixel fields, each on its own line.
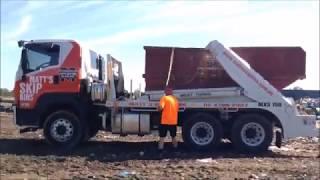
left=18, top=40, right=26, bottom=48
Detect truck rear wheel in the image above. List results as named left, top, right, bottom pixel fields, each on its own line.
left=231, top=114, right=273, bottom=153
left=43, top=111, right=83, bottom=149
left=182, top=113, right=222, bottom=151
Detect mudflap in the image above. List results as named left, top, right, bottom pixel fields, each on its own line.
left=275, top=130, right=282, bottom=148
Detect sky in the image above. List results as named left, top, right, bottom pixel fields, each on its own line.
left=1, top=0, right=319, bottom=91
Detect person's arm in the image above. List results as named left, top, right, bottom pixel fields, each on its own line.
left=158, top=96, right=165, bottom=112
left=174, top=96, right=179, bottom=110
left=176, top=98, right=179, bottom=110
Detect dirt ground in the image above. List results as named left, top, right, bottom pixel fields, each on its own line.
left=0, top=112, right=319, bottom=180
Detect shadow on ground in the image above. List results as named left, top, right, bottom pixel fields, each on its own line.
left=0, top=138, right=307, bottom=163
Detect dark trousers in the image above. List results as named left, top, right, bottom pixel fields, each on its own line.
left=159, top=124, right=177, bottom=138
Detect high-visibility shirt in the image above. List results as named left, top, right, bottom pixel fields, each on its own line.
left=159, top=95, right=179, bottom=125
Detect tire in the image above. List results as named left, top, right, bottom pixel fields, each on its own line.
left=43, top=110, right=83, bottom=149
left=182, top=113, right=223, bottom=151
left=88, top=126, right=99, bottom=139
left=231, top=114, right=273, bottom=153
left=82, top=124, right=100, bottom=142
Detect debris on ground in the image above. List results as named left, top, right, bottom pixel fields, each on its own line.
left=0, top=112, right=319, bottom=179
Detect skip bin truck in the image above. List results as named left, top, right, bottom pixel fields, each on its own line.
left=13, top=39, right=318, bottom=153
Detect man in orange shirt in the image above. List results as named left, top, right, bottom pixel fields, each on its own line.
left=158, top=87, right=179, bottom=151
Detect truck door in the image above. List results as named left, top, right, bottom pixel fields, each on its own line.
left=15, top=42, right=60, bottom=109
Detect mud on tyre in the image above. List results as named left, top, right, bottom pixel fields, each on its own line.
left=43, top=110, right=83, bottom=149
left=231, top=114, right=273, bottom=153
left=182, top=113, right=223, bottom=151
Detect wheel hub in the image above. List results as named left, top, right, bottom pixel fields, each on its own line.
left=245, top=128, right=257, bottom=139
left=196, top=128, right=207, bottom=138
left=50, top=118, right=74, bottom=142
left=56, top=126, right=67, bottom=135
left=241, top=122, right=265, bottom=147
left=190, top=122, right=214, bottom=146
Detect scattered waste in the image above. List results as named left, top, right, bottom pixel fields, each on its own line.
left=196, top=158, right=218, bottom=164
left=249, top=173, right=259, bottom=179
left=119, top=170, right=136, bottom=177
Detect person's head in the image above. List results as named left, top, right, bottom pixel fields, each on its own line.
left=164, top=87, right=173, bottom=95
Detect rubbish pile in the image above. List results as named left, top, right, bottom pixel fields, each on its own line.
left=0, top=104, right=13, bottom=113
left=296, top=97, right=320, bottom=118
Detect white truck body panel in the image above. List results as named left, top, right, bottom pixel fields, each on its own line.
left=206, top=41, right=283, bottom=103
left=146, top=87, right=243, bottom=100
left=145, top=87, right=252, bottom=103
left=80, top=45, right=100, bottom=82
left=104, top=40, right=318, bottom=139
left=206, top=40, right=318, bottom=139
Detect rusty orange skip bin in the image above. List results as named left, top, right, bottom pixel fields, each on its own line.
left=143, top=46, right=306, bottom=91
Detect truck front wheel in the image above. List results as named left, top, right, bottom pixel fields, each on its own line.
left=231, top=114, right=273, bottom=153
left=43, top=111, right=83, bottom=149
left=182, top=113, right=223, bottom=151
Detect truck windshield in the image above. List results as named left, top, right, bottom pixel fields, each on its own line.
left=22, top=43, right=60, bottom=73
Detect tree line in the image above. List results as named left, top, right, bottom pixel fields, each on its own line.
left=0, top=88, right=13, bottom=97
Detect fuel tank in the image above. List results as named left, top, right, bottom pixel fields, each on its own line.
left=143, top=46, right=306, bottom=91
